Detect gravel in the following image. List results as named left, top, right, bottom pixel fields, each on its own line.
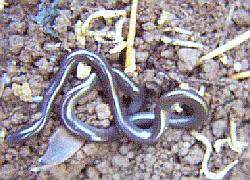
left=233, top=9, right=250, bottom=27
left=177, top=48, right=200, bottom=72
left=9, top=35, right=24, bottom=55
left=211, top=120, right=228, bottom=138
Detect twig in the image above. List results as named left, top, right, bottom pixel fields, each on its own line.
left=200, top=30, right=250, bottom=61
left=125, top=0, right=138, bottom=73
left=231, top=70, right=250, bottom=80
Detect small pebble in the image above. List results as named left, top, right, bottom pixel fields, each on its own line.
left=177, top=48, right=200, bottom=72
left=233, top=61, right=242, bottom=72
left=112, top=154, right=130, bottom=168
left=233, top=9, right=250, bottom=27
left=82, top=143, right=98, bottom=156
left=212, top=120, right=227, bottom=137
left=136, top=51, right=149, bottom=63
left=76, top=63, right=91, bottom=80
left=202, top=60, right=220, bottom=81
left=95, top=103, right=111, bottom=120
left=182, top=145, right=204, bottom=165
left=12, top=82, right=32, bottom=102
left=86, top=166, right=100, bottom=179
left=161, top=50, right=174, bottom=58
left=9, top=35, right=24, bottom=54
left=0, top=164, right=17, bottom=179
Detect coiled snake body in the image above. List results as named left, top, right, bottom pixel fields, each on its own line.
left=5, top=49, right=208, bottom=144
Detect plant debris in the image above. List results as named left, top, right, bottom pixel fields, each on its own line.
left=75, top=10, right=127, bottom=48
left=231, top=70, right=250, bottom=80
left=125, top=0, right=138, bottom=73
left=0, top=0, right=5, bottom=11
left=158, top=11, right=173, bottom=25
left=200, top=30, right=250, bottom=61
left=0, top=126, right=6, bottom=141
left=191, top=114, right=248, bottom=179
left=191, top=131, right=239, bottom=180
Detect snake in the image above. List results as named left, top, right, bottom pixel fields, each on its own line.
left=5, top=49, right=208, bottom=144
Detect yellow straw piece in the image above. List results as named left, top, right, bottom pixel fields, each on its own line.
left=125, top=0, right=138, bottom=72
left=0, top=0, right=4, bottom=11
left=200, top=30, right=250, bottom=61
left=231, top=70, right=250, bottom=80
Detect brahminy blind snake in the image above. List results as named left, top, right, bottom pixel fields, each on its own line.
left=5, top=49, right=208, bottom=144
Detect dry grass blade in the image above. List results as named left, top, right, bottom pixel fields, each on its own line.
left=200, top=30, right=250, bottom=61
left=125, top=0, right=138, bottom=73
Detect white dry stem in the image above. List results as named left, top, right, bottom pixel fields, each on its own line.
left=109, top=41, right=127, bottom=54
left=0, top=126, right=6, bottom=141
left=173, top=27, right=193, bottom=35
left=179, top=83, right=190, bottom=90
left=229, top=117, right=248, bottom=153
left=200, top=30, right=250, bottom=61
left=76, top=10, right=127, bottom=47
left=75, top=20, right=85, bottom=48
left=161, top=36, right=203, bottom=49
left=198, top=85, right=206, bottom=97
left=31, top=164, right=58, bottom=172
left=191, top=131, right=239, bottom=180
left=161, top=36, right=173, bottom=44
left=162, top=27, right=172, bottom=32
left=233, top=61, right=242, bottom=72
left=172, top=39, right=204, bottom=48
left=0, top=79, right=4, bottom=98
left=32, top=96, right=43, bottom=103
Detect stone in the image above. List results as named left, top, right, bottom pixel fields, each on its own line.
left=9, top=35, right=24, bottom=54
left=233, top=9, right=250, bottom=27
left=112, top=154, right=130, bottom=168
left=202, top=60, right=220, bottom=81
left=182, top=145, right=204, bottom=165
left=177, top=48, right=200, bottom=72
left=95, top=103, right=111, bottom=120
left=212, top=120, right=227, bottom=137
left=82, top=143, right=99, bottom=156
left=161, top=50, right=174, bottom=58
left=136, top=51, right=149, bottom=62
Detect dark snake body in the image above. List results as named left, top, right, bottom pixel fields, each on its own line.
left=5, top=49, right=208, bottom=144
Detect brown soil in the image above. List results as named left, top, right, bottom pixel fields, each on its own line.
left=0, top=0, right=249, bottom=179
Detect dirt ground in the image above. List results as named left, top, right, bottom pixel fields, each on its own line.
left=0, top=0, right=249, bottom=179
